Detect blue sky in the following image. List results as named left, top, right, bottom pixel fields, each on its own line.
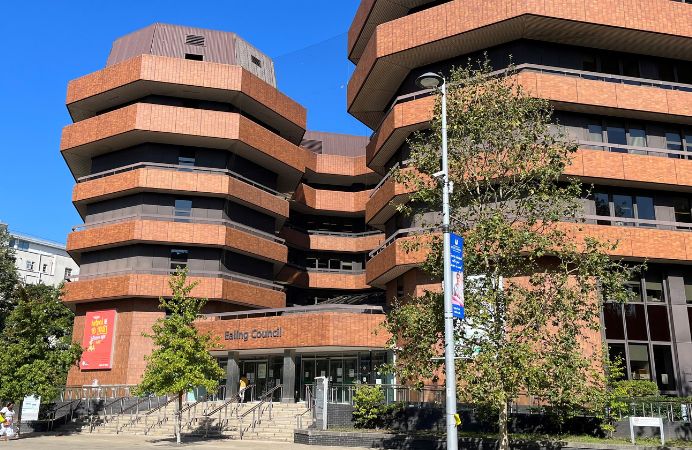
left=0, top=0, right=369, bottom=243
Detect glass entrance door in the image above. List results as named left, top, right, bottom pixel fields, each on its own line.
left=240, top=360, right=268, bottom=401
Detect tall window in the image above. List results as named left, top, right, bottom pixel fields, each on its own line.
left=64, top=268, right=72, bottom=280
left=605, top=272, right=676, bottom=392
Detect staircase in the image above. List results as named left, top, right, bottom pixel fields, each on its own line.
left=57, top=397, right=313, bottom=442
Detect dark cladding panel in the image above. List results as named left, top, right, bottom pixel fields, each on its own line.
left=106, top=24, right=157, bottom=67
left=301, top=131, right=369, bottom=157
left=151, top=23, right=236, bottom=65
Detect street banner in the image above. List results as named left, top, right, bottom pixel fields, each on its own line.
left=449, top=233, right=464, bottom=319
left=80, top=310, right=117, bottom=370
left=21, top=396, right=40, bottom=422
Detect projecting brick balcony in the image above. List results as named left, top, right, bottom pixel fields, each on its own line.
left=367, top=223, right=692, bottom=287
left=60, top=103, right=306, bottom=179
left=277, top=265, right=370, bottom=290
left=66, top=54, right=306, bottom=143
left=280, top=227, right=383, bottom=253
left=292, top=184, right=371, bottom=215
left=348, top=0, right=692, bottom=126
left=67, top=218, right=287, bottom=265
left=305, top=153, right=376, bottom=178
left=62, top=272, right=285, bottom=308
left=72, top=164, right=290, bottom=219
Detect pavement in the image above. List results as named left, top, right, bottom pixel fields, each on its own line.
left=3, top=433, right=368, bottom=449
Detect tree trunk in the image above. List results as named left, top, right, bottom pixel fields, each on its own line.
left=499, top=402, right=509, bottom=450
left=176, top=391, right=182, bottom=445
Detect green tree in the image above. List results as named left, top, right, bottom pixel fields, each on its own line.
left=383, top=61, right=638, bottom=449
left=0, top=224, right=20, bottom=322
left=134, top=268, right=224, bottom=444
left=0, top=283, right=82, bottom=404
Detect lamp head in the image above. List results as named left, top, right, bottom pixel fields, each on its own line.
left=415, top=72, right=445, bottom=89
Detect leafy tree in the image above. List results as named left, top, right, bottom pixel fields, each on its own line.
left=382, top=60, right=638, bottom=449
left=134, top=268, right=224, bottom=444
left=0, top=224, right=19, bottom=322
left=0, top=283, right=82, bottom=404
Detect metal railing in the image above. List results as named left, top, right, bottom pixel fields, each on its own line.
left=284, top=225, right=382, bottom=238
left=67, top=267, right=283, bottom=291
left=581, top=215, right=692, bottom=231
left=238, top=384, right=282, bottom=440
left=295, top=384, right=315, bottom=429
left=373, top=62, right=692, bottom=138
left=576, top=140, right=692, bottom=158
left=59, top=385, right=137, bottom=401
left=198, top=303, right=385, bottom=320
left=73, top=213, right=285, bottom=243
left=326, top=384, right=446, bottom=406
left=77, top=162, right=287, bottom=198
left=368, top=226, right=437, bottom=258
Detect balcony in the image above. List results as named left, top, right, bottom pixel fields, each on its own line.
left=366, top=228, right=435, bottom=287
left=348, top=0, right=692, bottom=126
left=291, top=184, right=371, bottom=216
left=66, top=54, right=306, bottom=143
left=60, top=103, right=306, bottom=189
left=72, top=162, right=290, bottom=220
left=67, top=215, right=287, bottom=265
left=277, top=265, right=370, bottom=290
left=63, top=269, right=285, bottom=308
left=280, top=226, right=383, bottom=252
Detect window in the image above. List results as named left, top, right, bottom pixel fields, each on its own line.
left=592, top=191, right=655, bottom=227
left=251, top=55, right=262, bottom=67
left=17, top=240, right=29, bottom=251
left=635, top=196, right=655, bottom=226
left=606, top=121, right=628, bottom=152
left=628, top=344, right=652, bottom=380
left=673, top=198, right=692, bottom=226
left=178, top=149, right=196, bottom=167
left=653, top=345, right=676, bottom=391
left=25, top=261, right=34, bottom=271
left=170, top=249, right=189, bottom=270
left=64, top=268, right=72, bottom=280
left=174, top=199, right=193, bottom=221
left=184, top=53, right=204, bottom=61
left=625, top=304, right=647, bottom=340
left=42, top=263, right=48, bottom=273
left=644, top=273, right=664, bottom=303
left=607, top=343, right=627, bottom=380
left=604, top=303, right=625, bottom=339
left=612, top=194, right=634, bottom=225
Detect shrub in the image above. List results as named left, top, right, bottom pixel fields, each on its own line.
left=352, top=384, right=393, bottom=429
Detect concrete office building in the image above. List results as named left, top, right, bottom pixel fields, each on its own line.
left=61, top=23, right=390, bottom=401
left=4, top=226, right=79, bottom=287
left=350, top=0, right=692, bottom=395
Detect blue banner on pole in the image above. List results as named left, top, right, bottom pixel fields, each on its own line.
left=449, top=233, right=464, bottom=319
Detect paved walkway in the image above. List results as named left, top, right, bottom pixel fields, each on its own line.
left=5, top=433, right=365, bottom=449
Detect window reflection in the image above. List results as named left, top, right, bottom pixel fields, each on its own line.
left=628, top=344, right=651, bottom=381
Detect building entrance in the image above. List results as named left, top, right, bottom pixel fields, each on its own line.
left=239, top=358, right=282, bottom=401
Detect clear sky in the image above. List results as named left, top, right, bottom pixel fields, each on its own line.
left=0, top=0, right=369, bottom=243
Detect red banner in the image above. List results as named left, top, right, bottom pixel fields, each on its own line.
left=80, top=310, right=116, bottom=370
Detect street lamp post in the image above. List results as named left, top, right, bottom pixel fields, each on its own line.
left=416, top=72, right=458, bottom=450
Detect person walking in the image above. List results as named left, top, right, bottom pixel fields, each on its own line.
left=0, top=402, right=16, bottom=440
left=238, top=374, right=249, bottom=403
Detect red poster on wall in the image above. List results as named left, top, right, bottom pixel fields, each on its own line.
left=80, top=310, right=117, bottom=370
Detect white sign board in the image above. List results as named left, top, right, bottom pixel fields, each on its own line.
left=21, top=396, right=41, bottom=422
left=629, top=416, right=664, bottom=445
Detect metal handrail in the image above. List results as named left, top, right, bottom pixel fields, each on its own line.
left=77, top=161, right=286, bottom=198
left=576, top=140, right=692, bottom=158
left=238, top=384, right=282, bottom=440
left=368, top=226, right=438, bottom=258
left=295, top=384, right=315, bottom=429
left=369, top=162, right=400, bottom=197
left=73, top=213, right=285, bottom=243
left=285, top=263, right=365, bottom=275
left=67, top=268, right=283, bottom=291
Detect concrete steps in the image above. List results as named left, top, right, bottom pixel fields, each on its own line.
left=57, top=400, right=312, bottom=442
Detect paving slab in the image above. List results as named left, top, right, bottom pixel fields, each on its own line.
left=5, top=433, right=367, bottom=449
